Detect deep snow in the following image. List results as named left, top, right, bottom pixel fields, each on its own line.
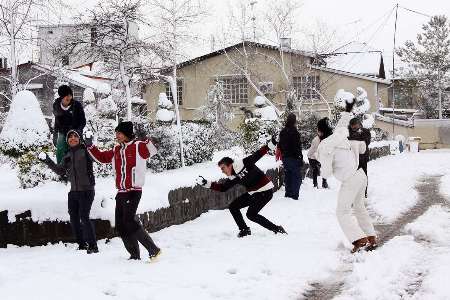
left=2, top=150, right=450, bottom=300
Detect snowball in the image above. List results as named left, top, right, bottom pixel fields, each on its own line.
left=38, top=152, right=47, bottom=160
left=156, top=108, right=174, bottom=122
left=158, top=93, right=173, bottom=109
left=254, top=96, right=266, bottom=106
left=334, top=89, right=355, bottom=109
left=0, top=90, right=50, bottom=151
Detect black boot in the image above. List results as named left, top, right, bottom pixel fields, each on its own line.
left=237, top=227, right=251, bottom=238
left=322, top=179, right=329, bottom=189
left=87, top=244, right=99, bottom=254
left=77, top=243, right=88, bottom=250
left=273, top=226, right=287, bottom=234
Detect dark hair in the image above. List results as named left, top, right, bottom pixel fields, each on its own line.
left=317, top=117, right=333, bottom=140
left=218, top=157, right=234, bottom=166
left=349, top=117, right=362, bottom=127
left=285, top=113, right=297, bottom=128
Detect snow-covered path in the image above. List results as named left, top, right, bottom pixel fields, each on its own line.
left=2, top=150, right=450, bottom=300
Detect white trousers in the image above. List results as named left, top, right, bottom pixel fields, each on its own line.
left=336, top=169, right=376, bottom=243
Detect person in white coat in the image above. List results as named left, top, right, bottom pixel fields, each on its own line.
left=317, top=99, right=378, bottom=253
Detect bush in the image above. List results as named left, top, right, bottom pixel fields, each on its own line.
left=238, top=118, right=279, bottom=153
left=17, top=148, right=56, bottom=188
left=297, top=112, right=321, bottom=149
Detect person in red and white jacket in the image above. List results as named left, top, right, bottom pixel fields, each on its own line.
left=85, top=121, right=161, bottom=261
left=196, top=137, right=287, bottom=238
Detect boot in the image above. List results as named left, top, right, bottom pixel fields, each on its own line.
left=87, top=244, right=99, bottom=254
left=322, top=179, right=329, bottom=189
left=365, top=236, right=378, bottom=251
left=237, top=227, right=251, bottom=238
left=273, top=225, right=288, bottom=235
left=77, top=243, right=88, bottom=251
left=351, top=237, right=368, bottom=253
left=149, top=248, right=162, bottom=261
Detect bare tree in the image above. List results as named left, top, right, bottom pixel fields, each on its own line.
left=149, top=0, right=206, bottom=167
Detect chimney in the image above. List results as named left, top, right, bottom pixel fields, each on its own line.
left=280, top=37, right=292, bottom=49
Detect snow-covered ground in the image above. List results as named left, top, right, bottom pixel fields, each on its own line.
left=1, top=150, right=450, bottom=300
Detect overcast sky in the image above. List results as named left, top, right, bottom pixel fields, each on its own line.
left=4, top=0, right=448, bottom=72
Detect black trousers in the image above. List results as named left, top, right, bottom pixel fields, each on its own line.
left=229, top=189, right=278, bottom=232
left=309, top=159, right=328, bottom=187
left=360, top=163, right=368, bottom=197
left=115, top=191, right=159, bottom=258
left=68, top=190, right=96, bottom=247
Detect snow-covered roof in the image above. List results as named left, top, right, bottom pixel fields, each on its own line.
left=322, top=43, right=386, bottom=79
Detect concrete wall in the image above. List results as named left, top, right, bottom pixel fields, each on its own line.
left=375, top=117, right=450, bottom=149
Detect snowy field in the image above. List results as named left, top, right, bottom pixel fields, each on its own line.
left=1, top=150, right=450, bottom=300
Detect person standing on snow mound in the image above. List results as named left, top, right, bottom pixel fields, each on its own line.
left=86, top=121, right=161, bottom=261
left=196, top=137, right=287, bottom=238
left=53, top=85, right=86, bottom=163
left=38, top=130, right=98, bottom=254
left=317, top=98, right=378, bottom=253
left=278, top=113, right=303, bottom=200
left=307, top=117, right=333, bottom=189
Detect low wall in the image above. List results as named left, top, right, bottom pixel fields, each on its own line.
left=0, top=147, right=390, bottom=248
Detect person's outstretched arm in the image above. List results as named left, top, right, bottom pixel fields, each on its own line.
left=84, top=132, right=114, bottom=164
left=196, top=175, right=240, bottom=192
left=38, top=152, right=66, bottom=176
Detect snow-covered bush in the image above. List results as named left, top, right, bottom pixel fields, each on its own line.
left=297, top=112, right=321, bottom=149
left=201, top=81, right=234, bottom=127
left=155, top=93, right=174, bottom=122
left=0, top=90, right=51, bottom=157
left=333, top=87, right=374, bottom=128
left=238, top=118, right=279, bottom=153
left=17, top=152, right=57, bottom=188
left=145, top=121, right=221, bottom=172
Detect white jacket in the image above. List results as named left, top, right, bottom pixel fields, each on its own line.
left=307, top=136, right=320, bottom=160
left=317, top=112, right=366, bottom=182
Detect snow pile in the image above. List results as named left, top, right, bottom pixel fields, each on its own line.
left=254, top=105, right=278, bottom=121
left=334, top=89, right=355, bottom=109
left=439, top=174, right=450, bottom=199
left=333, top=87, right=374, bottom=128
left=82, top=88, right=96, bottom=104
left=254, top=95, right=266, bottom=107
left=155, top=93, right=174, bottom=122
left=0, top=90, right=50, bottom=155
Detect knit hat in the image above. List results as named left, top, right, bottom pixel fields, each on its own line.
left=66, top=129, right=80, bottom=143
left=317, top=117, right=333, bottom=140
left=58, top=85, right=73, bottom=98
left=285, top=113, right=297, bottom=127
left=115, top=121, right=134, bottom=140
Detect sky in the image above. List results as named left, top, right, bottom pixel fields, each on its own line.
left=2, top=0, right=449, bottom=73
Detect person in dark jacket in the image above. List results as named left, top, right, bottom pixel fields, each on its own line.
left=53, top=85, right=86, bottom=163
left=307, top=117, right=333, bottom=188
left=196, top=138, right=287, bottom=238
left=348, top=117, right=371, bottom=198
left=38, top=130, right=98, bottom=254
left=278, top=113, right=303, bottom=200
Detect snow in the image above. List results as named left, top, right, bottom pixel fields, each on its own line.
left=0, top=153, right=279, bottom=223
left=2, top=150, right=450, bottom=299
left=0, top=90, right=50, bottom=151
left=155, top=108, right=175, bottom=122
left=158, top=93, right=173, bottom=109
left=254, top=96, right=266, bottom=106
left=367, top=150, right=450, bottom=222
left=65, top=70, right=112, bottom=94
left=254, top=106, right=278, bottom=121
left=334, top=89, right=355, bottom=109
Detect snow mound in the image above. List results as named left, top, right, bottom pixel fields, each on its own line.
left=362, top=114, right=375, bottom=129
left=254, top=106, right=278, bottom=121
left=156, top=109, right=174, bottom=122
left=158, top=93, right=173, bottom=109
left=0, top=90, right=50, bottom=152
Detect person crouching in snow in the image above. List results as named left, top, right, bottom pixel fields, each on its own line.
left=196, top=137, right=287, bottom=238
left=38, top=130, right=98, bottom=254
left=317, top=99, right=378, bottom=253
left=86, top=122, right=161, bottom=261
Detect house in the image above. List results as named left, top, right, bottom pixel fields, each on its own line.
left=143, top=41, right=391, bottom=127
left=0, top=61, right=112, bottom=122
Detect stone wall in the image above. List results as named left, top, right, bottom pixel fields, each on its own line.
left=0, top=147, right=390, bottom=248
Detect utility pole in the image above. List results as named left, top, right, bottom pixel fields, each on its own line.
left=250, top=1, right=257, bottom=42
left=391, top=3, right=399, bottom=137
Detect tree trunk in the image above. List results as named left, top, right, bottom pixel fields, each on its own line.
left=10, top=9, right=18, bottom=97
left=119, top=60, right=132, bottom=121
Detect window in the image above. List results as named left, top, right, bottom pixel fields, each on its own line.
left=293, top=76, right=320, bottom=101
left=221, top=76, right=248, bottom=104
left=165, top=79, right=183, bottom=105
left=73, top=88, right=83, bottom=102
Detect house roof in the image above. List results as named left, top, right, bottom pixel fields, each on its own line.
left=310, top=65, right=391, bottom=84
left=161, top=41, right=319, bottom=73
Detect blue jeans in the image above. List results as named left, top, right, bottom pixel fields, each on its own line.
left=283, top=157, right=302, bottom=200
